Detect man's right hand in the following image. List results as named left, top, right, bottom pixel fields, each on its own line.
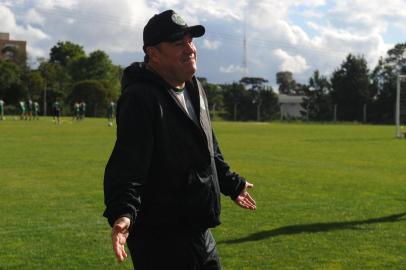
left=111, top=216, right=131, bottom=262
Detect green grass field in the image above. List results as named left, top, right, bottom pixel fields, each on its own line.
left=0, top=117, right=405, bottom=270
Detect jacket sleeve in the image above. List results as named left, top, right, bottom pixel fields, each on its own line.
left=213, top=132, right=246, bottom=200
left=103, top=87, right=155, bottom=227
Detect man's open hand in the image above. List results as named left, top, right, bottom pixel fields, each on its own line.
left=235, top=182, right=256, bottom=210
left=111, top=216, right=131, bottom=262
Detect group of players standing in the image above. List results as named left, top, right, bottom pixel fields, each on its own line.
left=0, top=99, right=41, bottom=121
left=0, top=98, right=115, bottom=126
left=51, top=101, right=86, bottom=124
left=71, top=101, right=87, bottom=122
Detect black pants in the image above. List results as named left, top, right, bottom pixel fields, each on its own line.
left=127, top=227, right=221, bottom=270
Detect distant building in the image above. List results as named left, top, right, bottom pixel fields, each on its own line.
left=0, top=32, right=26, bottom=65
left=278, top=94, right=305, bottom=119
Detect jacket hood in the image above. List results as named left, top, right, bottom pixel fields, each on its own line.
left=121, top=62, right=169, bottom=93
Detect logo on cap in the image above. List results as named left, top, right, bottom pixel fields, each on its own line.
left=171, top=13, right=186, bottom=26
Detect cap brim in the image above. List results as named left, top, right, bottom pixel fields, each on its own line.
left=189, top=25, right=205, bottom=38
left=167, top=25, right=205, bottom=42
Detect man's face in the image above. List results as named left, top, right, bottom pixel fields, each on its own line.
left=154, top=34, right=197, bottom=83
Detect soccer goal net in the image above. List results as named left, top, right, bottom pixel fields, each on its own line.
left=396, top=75, right=406, bottom=138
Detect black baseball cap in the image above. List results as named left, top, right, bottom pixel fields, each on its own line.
left=143, top=10, right=205, bottom=51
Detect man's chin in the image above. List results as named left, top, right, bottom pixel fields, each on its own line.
left=184, top=65, right=197, bottom=78
left=184, top=72, right=195, bottom=82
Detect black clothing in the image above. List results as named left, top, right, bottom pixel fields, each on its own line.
left=103, top=62, right=246, bottom=268
left=52, top=102, right=61, bottom=117
left=127, top=228, right=221, bottom=270
left=143, top=10, right=205, bottom=48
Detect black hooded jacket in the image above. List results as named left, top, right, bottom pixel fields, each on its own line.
left=103, top=63, right=246, bottom=231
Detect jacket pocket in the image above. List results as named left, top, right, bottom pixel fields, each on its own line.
left=184, top=168, right=220, bottom=230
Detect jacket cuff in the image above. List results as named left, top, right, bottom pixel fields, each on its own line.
left=104, top=207, right=136, bottom=228
left=230, top=179, right=246, bottom=201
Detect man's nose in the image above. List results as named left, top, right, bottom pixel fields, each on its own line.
left=184, top=41, right=195, bottom=53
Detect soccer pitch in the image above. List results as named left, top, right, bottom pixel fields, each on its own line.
left=0, top=118, right=405, bottom=269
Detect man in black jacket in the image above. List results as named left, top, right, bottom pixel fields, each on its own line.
left=103, top=9, right=256, bottom=270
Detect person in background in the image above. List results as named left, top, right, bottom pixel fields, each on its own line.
left=19, top=101, right=26, bottom=120
left=0, top=99, right=4, bottom=120
left=79, top=101, right=86, bottom=120
left=33, top=101, right=40, bottom=120
left=52, top=101, right=61, bottom=125
left=107, top=101, right=115, bottom=126
left=26, top=99, right=33, bottom=120
left=73, top=102, right=80, bottom=121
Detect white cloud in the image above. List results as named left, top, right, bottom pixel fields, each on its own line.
left=176, top=0, right=247, bottom=21
left=1, top=0, right=405, bottom=84
left=37, top=0, right=79, bottom=9
left=0, top=4, right=50, bottom=60
left=150, top=0, right=182, bottom=9
left=301, top=9, right=323, bottom=19
left=203, top=39, right=221, bottom=50
left=329, top=0, right=406, bottom=33
left=24, top=25, right=50, bottom=41
left=240, top=0, right=399, bottom=82
left=0, top=4, right=17, bottom=29
left=306, top=22, right=390, bottom=69
left=25, top=9, right=45, bottom=25
left=16, top=0, right=158, bottom=55
left=219, top=65, right=246, bottom=74
left=273, top=49, right=309, bottom=74
left=247, top=0, right=325, bottom=30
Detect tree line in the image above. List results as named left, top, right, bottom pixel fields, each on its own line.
left=203, top=43, right=406, bottom=123
left=0, top=41, right=405, bottom=123
left=0, top=41, right=121, bottom=117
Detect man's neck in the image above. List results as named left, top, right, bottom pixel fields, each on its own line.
left=146, top=64, right=186, bottom=89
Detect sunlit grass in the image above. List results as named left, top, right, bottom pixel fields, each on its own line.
left=0, top=118, right=405, bottom=269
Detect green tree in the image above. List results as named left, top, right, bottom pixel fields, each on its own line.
left=197, top=77, right=224, bottom=111
left=0, top=60, right=26, bottom=104
left=257, top=88, right=279, bottom=121
left=38, top=61, right=71, bottom=94
left=67, top=80, right=116, bottom=117
left=301, top=70, right=333, bottom=121
left=239, top=77, right=269, bottom=91
left=38, top=61, right=71, bottom=113
left=25, top=70, right=46, bottom=101
left=0, top=60, right=21, bottom=94
left=276, top=71, right=296, bottom=95
left=330, top=54, right=372, bottom=121
left=369, top=43, right=406, bottom=123
left=222, top=82, right=278, bottom=121
left=86, top=50, right=117, bottom=80
left=69, top=50, right=121, bottom=97
left=222, top=82, right=245, bottom=120
left=50, top=41, right=85, bottom=67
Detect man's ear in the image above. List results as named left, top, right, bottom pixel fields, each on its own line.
left=146, top=46, right=160, bottom=64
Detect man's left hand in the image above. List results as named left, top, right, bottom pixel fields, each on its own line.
left=111, top=217, right=131, bottom=262
left=235, top=182, right=256, bottom=210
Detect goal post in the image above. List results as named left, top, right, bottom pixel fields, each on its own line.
left=396, top=75, right=406, bottom=138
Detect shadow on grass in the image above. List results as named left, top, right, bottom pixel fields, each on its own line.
left=219, top=212, right=406, bottom=244
left=302, top=137, right=391, bottom=143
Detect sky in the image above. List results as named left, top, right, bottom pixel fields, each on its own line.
left=1, top=0, right=406, bottom=86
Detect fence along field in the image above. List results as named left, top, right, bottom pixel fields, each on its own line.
left=0, top=118, right=405, bottom=269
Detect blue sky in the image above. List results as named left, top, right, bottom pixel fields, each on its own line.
left=1, top=0, right=406, bottom=87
